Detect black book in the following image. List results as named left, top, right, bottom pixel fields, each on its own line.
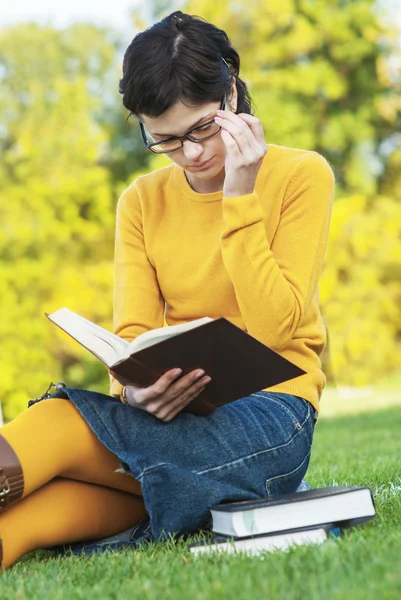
left=210, top=486, right=376, bottom=537
left=46, top=308, right=306, bottom=415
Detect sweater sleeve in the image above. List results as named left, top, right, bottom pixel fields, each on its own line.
left=220, top=152, right=335, bottom=353
left=110, top=184, right=165, bottom=396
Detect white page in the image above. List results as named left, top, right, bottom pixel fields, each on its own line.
left=129, top=317, right=213, bottom=353
left=47, top=308, right=131, bottom=367
left=190, top=527, right=327, bottom=556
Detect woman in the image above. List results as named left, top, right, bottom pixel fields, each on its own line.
left=0, top=11, right=334, bottom=569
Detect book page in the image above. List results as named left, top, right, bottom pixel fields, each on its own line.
left=46, top=308, right=131, bottom=367
left=129, top=317, right=213, bottom=353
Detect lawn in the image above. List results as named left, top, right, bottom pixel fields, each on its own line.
left=1, top=382, right=400, bottom=600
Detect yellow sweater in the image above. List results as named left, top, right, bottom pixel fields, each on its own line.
left=110, top=144, right=335, bottom=411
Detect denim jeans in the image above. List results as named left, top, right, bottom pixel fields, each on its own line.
left=39, top=388, right=316, bottom=556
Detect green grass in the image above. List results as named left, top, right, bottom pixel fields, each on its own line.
left=1, top=406, right=401, bottom=599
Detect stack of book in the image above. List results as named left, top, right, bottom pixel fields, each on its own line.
left=189, top=486, right=376, bottom=556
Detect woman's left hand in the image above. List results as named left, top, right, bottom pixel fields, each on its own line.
left=214, top=111, right=268, bottom=197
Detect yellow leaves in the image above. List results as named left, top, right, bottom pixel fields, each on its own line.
left=45, top=262, right=114, bottom=324
left=319, top=267, right=337, bottom=304
left=264, top=59, right=347, bottom=99
left=0, top=23, right=119, bottom=418
left=321, top=193, right=401, bottom=386
left=328, top=195, right=365, bottom=238
left=363, top=26, right=380, bottom=43
left=376, top=55, right=393, bottom=88
left=17, top=76, right=105, bottom=172
left=149, top=153, right=173, bottom=171
left=349, top=222, right=377, bottom=260
left=329, top=316, right=396, bottom=387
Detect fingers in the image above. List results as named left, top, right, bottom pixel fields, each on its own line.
left=133, top=368, right=183, bottom=405
left=215, top=112, right=255, bottom=153
left=124, top=368, right=211, bottom=421
left=236, top=113, right=267, bottom=147
left=154, top=375, right=209, bottom=422
left=220, top=129, right=242, bottom=160
left=215, top=112, right=267, bottom=166
left=217, top=110, right=266, bottom=147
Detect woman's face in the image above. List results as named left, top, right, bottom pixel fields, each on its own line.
left=140, top=84, right=238, bottom=192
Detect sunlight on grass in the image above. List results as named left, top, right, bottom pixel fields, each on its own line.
left=319, top=371, right=401, bottom=419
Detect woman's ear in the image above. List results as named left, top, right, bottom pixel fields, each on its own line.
left=228, top=77, right=238, bottom=113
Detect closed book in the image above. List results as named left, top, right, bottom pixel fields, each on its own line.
left=210, top=486, right=375, bottom=537
left=189, top=525, right=341, bottom=556
left=46, top=307, right=306, bottom=416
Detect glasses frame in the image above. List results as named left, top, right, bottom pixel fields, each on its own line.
left=139, top=96, right=226, bottom=154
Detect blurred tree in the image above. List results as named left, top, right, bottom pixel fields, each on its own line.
left=0, top=23, right=148, bottom=419
left=0, top=23, right=149, bottom=191
left=321, top=194, right=401, bottom=386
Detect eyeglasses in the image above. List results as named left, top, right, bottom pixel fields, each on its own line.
left=139, top=97, right=226, bottom=154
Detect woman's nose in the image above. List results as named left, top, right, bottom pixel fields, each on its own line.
left=182, top=140, right=204, bottom=161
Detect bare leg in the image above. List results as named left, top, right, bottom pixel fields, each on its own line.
left=0, top=398, right=142, bottom=497
left=0, top=476, right=147, bottom=570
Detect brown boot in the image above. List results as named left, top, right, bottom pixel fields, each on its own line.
left=0, top=435, right=24, bottom=512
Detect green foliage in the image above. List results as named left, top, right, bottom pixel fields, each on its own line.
left=0, top=24, right=121, bottom=419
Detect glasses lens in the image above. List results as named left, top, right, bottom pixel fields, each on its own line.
left=189, top=121, right=221, bottom=141
left=141, top=124, right=180, bottom=154
left=142, top=118, right=221, bottom=154
left=149, top=140, right=183, bottom=154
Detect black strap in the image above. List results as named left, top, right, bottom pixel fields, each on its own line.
left=27, top=382, right=66, bottom=408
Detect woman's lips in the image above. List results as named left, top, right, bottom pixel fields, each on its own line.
left=190, top=157, right=214, bottom=169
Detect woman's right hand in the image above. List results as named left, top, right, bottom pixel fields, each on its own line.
left=109, top=368, right=211, bottom=422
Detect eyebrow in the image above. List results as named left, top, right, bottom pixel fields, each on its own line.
left=149, top=110, right=215, bottom=138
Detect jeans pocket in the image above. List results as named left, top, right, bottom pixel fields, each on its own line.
left=265, top=393, right=313, bottom=433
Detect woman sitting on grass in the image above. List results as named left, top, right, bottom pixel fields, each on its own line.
left=0, top=11, right=334, bottom=570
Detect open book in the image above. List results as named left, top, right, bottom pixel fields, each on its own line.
left=46, top=307, right=306, bottom=415
left=46, top=308, right=213, bottom=367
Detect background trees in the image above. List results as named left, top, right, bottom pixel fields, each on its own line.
left=0, top=1, right=400, bottom=419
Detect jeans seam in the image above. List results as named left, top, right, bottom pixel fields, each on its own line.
left=140, top=462, right=170, bottom=478
left=265, top=446, right=312, bottom=494
left=196, top=409, right=312, bottom=476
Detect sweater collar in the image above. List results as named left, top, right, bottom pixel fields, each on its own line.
left=174, top=164, right=223, bottom=203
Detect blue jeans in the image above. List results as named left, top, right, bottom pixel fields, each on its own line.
left=39, top=388, right=316, bottom=556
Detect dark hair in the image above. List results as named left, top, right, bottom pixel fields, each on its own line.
left=119, top=11, right=253, bottom=118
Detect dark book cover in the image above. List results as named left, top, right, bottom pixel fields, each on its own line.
left=211, top=486, right=375, bottom=512
left=111, top=317, right=306, bottom=415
